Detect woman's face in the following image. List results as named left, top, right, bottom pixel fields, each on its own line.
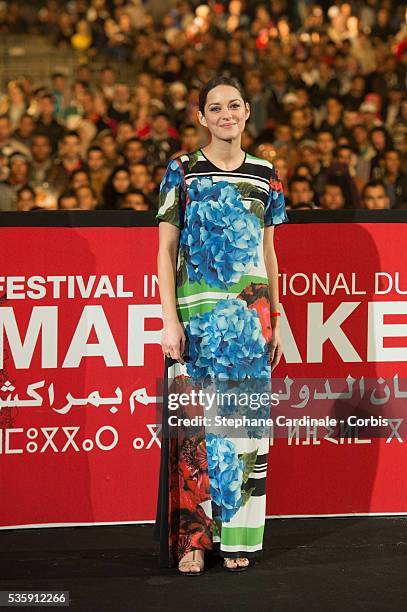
left=198, top=85, right=249, bottom=142
left=113, top=170, right=130, bottom=193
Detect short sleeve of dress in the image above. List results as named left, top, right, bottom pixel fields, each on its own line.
left=264, top=165, right=289, bottom=227
left=155, top=158, right=186, bottom=229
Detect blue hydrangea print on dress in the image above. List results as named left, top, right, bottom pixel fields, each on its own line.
left=185, top=298, right=271, bottom=380
left=180, top=178, right=261, bottom=289
left=206, top=433, right=244, bottom=523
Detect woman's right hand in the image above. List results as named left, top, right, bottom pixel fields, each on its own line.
left=161, top=320, right=186, bottom=364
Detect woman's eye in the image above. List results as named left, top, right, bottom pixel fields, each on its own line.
left=210, top=104, right=240, bottom=111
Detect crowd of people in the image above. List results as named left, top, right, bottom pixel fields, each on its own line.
left=0, top=0, right=406, bottom=212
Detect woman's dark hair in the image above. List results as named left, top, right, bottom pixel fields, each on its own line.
left=102, top=165, right=131, bottom=209
left=198, top=76, right=247, bottom=115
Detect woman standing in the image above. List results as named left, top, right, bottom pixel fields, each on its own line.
left=154, top=76, right=289, bottom=575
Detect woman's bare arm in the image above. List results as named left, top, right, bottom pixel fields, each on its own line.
left=263, top=226, right=281, bottom=329
left=157, top=221, right=186, bottom=362
left=263, top=225, right=283, bottom=370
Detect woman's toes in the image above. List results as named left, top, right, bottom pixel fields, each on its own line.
left=236, top=557, right=249, bottom=567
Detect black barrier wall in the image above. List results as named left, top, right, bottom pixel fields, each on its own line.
left=0, top=209, right=407, bottom=227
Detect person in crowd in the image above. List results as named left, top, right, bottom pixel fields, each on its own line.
left=342, top=75, right=366, bottom=111
left=319, top=96, right=344, bottom=140
left=172, top=124, right=202, bottom=157
left=107, top=83, right=132, bottom=124
left=334, top=144, right=363, bottom=206
left=319, top=179, right=347, bottom=210
left=123, top=138, right=147, bottom=165
left=96, top=130, right=124, bottom=169
left=102, top=165, right=131, bottom=209
left=244, top=70, right=269, bottom=138
left=128, top=162, right=153, bottom=195
left=369, top=126, right=394, bottom=179
left=29, top=133, right=54, bottom=186
left=58, top=189, right=80, bottom=210
left=86, top=145, right=110, bottom=202
left=0, top=181, right=16, bottom=210
left=99, top=67, right=116, bottom=102
left=0, top=114, right=30, bottom=159
left=392, top=100, right=407, bottom=154
left=315, top=129, right=335, bottom=167
left=288, top=175, right=318, bottom=210
left=297, top=139, right=325, bottom=201
left=289, top=108, right=313, bottom=145
left=47, top=131, right=84, bottom=195
left=6, top=152, right=30, bottom=191
left=273, top=156, right=289, bottom=186
left=167, top=81, right=188, bottom=131
left=361, top=180, right=391, bottom=209
left=0, top=151, right=10, bottom=184
left=116, top=121, right=136, bottom=147
left=35, top=94, right=65, bottom=153
left=351, top=124, right=375, bottom=184
left=50, top=72, right=70, bottom=120
left=118, top=189, right=152, bottom=211
left=293, top=163, right=313, bottom=181
left=359, top=100, right=383, bottom=131
left=3, top=81, right=26, bottom=131
left=380, top=148, right=407, bottom=208
left=70, top=168, right=91, bottom=191
left=142, top=111, right=180, bottom=165
left=13, top=114, right=36, bottom=149
left=75, top=184, right=99, bottom=210
left=16, top=185, right=37, bottom=211
left=149, top=164, right=167, bottom=201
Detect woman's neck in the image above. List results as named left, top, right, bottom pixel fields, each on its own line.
left=201, top=139, right=244, bottom=169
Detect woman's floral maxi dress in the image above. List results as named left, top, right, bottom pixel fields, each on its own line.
left=154, top=149, right=289, bottom=568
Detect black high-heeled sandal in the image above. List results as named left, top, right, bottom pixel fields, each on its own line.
left=223, top=557, right=250, bottom=572
left=178, top=550, right=204, bottom=576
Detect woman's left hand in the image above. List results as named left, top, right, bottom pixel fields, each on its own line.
left=269, top=326, right=283, bottom=372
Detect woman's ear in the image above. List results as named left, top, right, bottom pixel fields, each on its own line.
left=245, top=102, right=251, bottom=120
left=197, top=110, right=207, bottom=127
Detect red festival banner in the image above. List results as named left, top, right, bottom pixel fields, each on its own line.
left=0, top=222, right=407, bottom=528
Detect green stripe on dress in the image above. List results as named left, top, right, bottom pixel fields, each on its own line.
left=176, top=274, right=268, bottom=298
left=221, top=525, right=265, bottom=547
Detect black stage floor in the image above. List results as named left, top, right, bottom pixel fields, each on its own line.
left=1, top=517, right=406, bottom=611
